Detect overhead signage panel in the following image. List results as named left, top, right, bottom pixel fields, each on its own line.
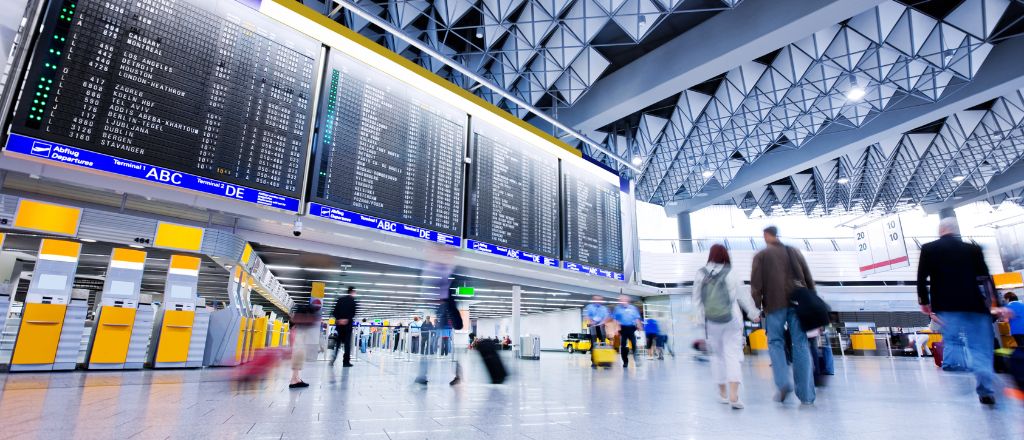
left=854, top=215, right=910, bottom=276
left=309, top=202, right=460, bottom=247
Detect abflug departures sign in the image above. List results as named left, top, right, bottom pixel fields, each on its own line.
left=5, top=0, right=320, bottom=211
left=308, top=49, right=466, bottom=237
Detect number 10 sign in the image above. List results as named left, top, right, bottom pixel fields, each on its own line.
left=854, top=215, right=910, bottom=276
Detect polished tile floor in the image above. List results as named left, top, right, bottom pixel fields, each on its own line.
left=0, top=349, right=1022, bottom=440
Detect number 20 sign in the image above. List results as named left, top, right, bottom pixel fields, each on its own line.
left=854, top=215, right=910, bottom=276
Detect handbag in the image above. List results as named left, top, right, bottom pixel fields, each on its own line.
left=785, top=246, right=831, bottom=332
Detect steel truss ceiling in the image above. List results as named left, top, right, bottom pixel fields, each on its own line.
left=733, top=88, right=1024, bottom=217
left=322, top=0, right=741, bottom=116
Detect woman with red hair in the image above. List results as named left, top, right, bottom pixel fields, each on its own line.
left=693, top=244, right=759, bottom=409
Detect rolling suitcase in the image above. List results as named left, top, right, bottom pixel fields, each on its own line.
left=930, top=341, right=943, bottom=368
left=591, top=342, right=616, bottom=367
left=476, top=339, right=507, bottom=384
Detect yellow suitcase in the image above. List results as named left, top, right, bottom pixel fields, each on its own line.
left=592, top=343, right=617, bottom=367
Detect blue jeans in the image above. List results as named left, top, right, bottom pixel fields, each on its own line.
left=937, top=311, right=996, bottom=397
left=766, top=307, right=815, bottom=403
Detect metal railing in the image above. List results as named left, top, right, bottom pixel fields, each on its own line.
left=640, top=235, right=997, bottom=254
left=325, top=326, right=459, bottom=363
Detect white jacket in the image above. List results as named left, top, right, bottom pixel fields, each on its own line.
left=692, top=263, right=759, bottom=323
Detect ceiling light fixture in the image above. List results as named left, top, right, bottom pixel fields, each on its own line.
left=952, top=175, right=966, bottom=182
left=631, top=156, right=642, bottom=166
left=702, top=170, right=714, bottom=178
left=475, top=27, right=483, bottom=39
left=837, top=177, right=850, bottom=185
left=846, top=86, right=866, bottom=102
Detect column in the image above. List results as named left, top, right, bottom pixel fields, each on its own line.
left=676, top=211, right=693, bottom=253
left=511, top=285, right=521, bottom=355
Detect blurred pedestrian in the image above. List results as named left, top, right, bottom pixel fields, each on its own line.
left=918, top=217, right=1009, bottom=405
left=410, top=316, right=422, bottom=353
left=752, top=226, right=816, bottom=405
left=584, top=295, right=610, bottom=368
left=330, top=286, right=358, bottom=367
left=644, top=317, right=661, bottom=359
left=288, top=300, right=321, bottom=389
left=612, top=295, right=643, bottom=367
left=695, top=244, right=760, bottom=409
left=1005, top=292, right=1024, bottom=347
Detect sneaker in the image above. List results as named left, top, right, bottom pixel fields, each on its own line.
left=730, top=401, right=745, bottom=410
left=414, top=377, right=428, bottom=385
left=773, top=387, right=791, bottom=403
left=979, top=395, right=996, bottom=405
left=289, top=381, right=309, bottom=389
left=449, top=377, right=461, bottom=386
left=343, top=363, right=354, bottom=368
left=718, top=396, right=729, bottom=404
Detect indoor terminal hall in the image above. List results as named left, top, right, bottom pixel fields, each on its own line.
left=2, top=0, right=1024, bottom=439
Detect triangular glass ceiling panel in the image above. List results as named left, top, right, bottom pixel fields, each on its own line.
left=434, top=0, right=475, bottom=27
left=482, top=0, right=526, bottom=23
left=563, top=0, right=613, bottom=44
left=613, top=0, right=663, bottom=42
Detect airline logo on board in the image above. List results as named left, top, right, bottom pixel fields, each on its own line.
left=30, top=141, right=52, bottom=157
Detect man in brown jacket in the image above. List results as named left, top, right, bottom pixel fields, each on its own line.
left=751, top=226, right=816, bottom=405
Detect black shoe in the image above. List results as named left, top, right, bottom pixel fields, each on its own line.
left=980, top=395, right=996, bottom=405
left=343, top=363, right=354, bottom=368
left=289, top=381, right=309, bottom=389
left=449, top=377, right=461, bottom=386
left=415, top=377, right=428, bottom=385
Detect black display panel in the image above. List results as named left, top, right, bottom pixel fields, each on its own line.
left=562, top=162, right=624, bottom=272
left=8, top=0, right=320, bottom=199
left=467, top=121, right=559, bottom=258
left=310, top=50, right=466, bottom=235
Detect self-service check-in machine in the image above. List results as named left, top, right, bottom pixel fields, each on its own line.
left=238, top=273, right=257, bottom=362
left=86, top=248, right=149, bottom=370
left=251, top=305, right=268, bottom=353
left=10, top=239, right=87, bottom=371
left=0, top=233, right=9, bottom=337
left=204, top=266, right=248, bottom=366
left=148, top=255, right=209, bottom=368
left=269, top=316, right=283, bottom=347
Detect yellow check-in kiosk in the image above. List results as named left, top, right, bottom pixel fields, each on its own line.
left=10, top=238, right=87, bottom=371
left=269, top=317, right=283, bottom=347
left=251, top=306, right=269, bottom=352
left=148, top=255, right=207, bottom=368
left=282, top=323, right=290, bottom=346
left=87, top=248, right=151, bottom=370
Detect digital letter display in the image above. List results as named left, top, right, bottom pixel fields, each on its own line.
left=5, top=0, right=320, bottom=209
left=562, top=162, right=623, bottom=273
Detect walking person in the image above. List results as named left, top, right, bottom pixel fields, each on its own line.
left=583, top=296, right=610, bottom=368
left=1005, top=292, right=1024, bottom=347
left=288, top=300, right=321, bottom=389
left=751, top=226, right=816, bottom=405
left=612, top=295, right=643, bottom=367
left=644, top=317, right=661, bottom=359
left=918, top=218, right=1010, bottom=405
left=330, top=286, right=358, bottom=367
left=421, top=316, right=435, bottom=355
left=409, top=316, right=422, bottom=353
left=695, top=244, right=760, bottom=409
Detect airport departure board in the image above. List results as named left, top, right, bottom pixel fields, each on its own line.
left=6, top=0, right=320, bottom=207
left=562, top=163, right=624, bottom=272
left=310, top=50, right=466, bottom=235
left=467, top=123, right=560, bottom=259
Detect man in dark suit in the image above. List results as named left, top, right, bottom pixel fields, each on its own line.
left=918, top=217, right=1006, bottom=405
left=331, top=286, right=358, bottom=367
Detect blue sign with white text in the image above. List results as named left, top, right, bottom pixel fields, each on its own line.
left=5, top=133, right=301, bottom=212
left=465, top=239, right=559, bottom=268
left=308, top=202, right=460, bottom=247
left=563, top=261, right=625, bottom=281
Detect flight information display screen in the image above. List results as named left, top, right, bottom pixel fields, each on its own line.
left=562, top=162, right=624, bottom=272
left=467, top=122, right=559, bottom=259
left=310, top=50, right=466, bottom=236
left=6, top=0, right=320, bottom=208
